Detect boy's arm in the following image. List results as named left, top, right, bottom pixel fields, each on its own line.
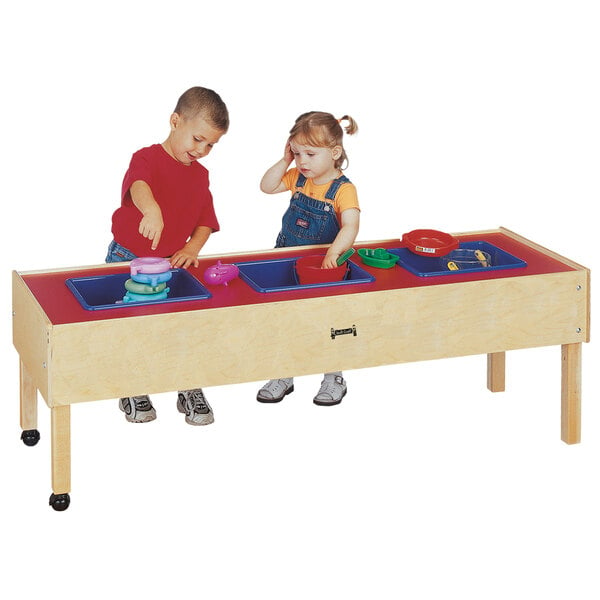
left=170, top=225, right=212, bottom=269
left=322, top=208, right=360, bottom=269
left=260, top=142, right=293, bottom=194
left=130, top=180, right=164, bottom=250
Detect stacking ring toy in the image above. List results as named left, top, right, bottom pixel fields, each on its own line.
left=122, top=288, right=170, bottom=303
left=124, top=279, right=168, bottom=294
left=130, top=270, right=173, bottom=287
left=130, top=257, right=172, bottom=275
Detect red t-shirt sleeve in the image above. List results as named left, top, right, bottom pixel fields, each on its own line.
left=121, top=150, right=153, bottom=204
left=197, top=178, right=220, bottom=232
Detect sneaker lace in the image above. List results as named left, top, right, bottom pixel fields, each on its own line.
left=189, top=389, right=207, bottom=411
left=133, top=396, right=151, bottom=410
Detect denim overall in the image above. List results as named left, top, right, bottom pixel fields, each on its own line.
left=275, top=173, right=350, bottom=248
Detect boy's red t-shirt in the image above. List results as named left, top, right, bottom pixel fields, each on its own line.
left=111, top=144, right=220, bottom=257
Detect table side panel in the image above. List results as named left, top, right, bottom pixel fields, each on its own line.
left=47, top=269, right=588, bottom=406
left=12, top=271, right=51, bottom=404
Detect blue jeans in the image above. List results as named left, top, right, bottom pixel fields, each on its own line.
left=105, top=240, right=137, bottom=263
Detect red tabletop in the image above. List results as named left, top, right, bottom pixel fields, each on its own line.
left=20, top=232, right=575, bottom=326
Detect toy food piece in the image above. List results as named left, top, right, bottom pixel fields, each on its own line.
left=203, top=261, right=240, bottom=286
left=123, top=288, right=170, bottom=303
left=130, top=257, right=172, bottom=275
left=402, top=229, right=459, bottom=256
left=357, top=248, right=400, bottom=269
left=295, top=255, right=348, bottom=284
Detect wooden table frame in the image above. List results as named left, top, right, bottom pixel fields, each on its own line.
left=12, top=229, right=590, bottom=510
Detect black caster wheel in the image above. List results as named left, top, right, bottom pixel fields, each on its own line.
left=49, top=493, right=70, bottom=511
left=21, top=429, right=40, bottom=446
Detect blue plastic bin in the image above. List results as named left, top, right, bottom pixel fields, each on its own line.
left=66, top=269, right=211, bottom=310
left=235, top=257, right=375, bottom=293
left=390, top=241, right=527, bottom=277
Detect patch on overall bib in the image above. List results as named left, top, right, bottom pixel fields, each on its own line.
left=295, top=218, right=310, bottom=229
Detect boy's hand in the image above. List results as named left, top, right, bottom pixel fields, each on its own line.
left=170, top=226, right=210, bottom=269
left=138, top=210, right=164, bottom=250
left=170, top=245, right=199, bottom=269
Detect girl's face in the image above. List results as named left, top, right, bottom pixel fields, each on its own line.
left=163, top=112, right=224, bottom=165
left=289, top=139, right=342, bottom=184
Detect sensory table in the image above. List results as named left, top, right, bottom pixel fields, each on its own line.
left=12, top=228, right=590, bottom=510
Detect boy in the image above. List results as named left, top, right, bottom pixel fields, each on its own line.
left=106, top=86, right=229, bottom=425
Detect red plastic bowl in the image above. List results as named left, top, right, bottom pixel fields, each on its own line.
left=402, top=229, right=459, bottom=256
left=295, top=255, right=348, bottom=285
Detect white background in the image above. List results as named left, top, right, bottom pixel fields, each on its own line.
left=1, top=1, right=598, bottom=598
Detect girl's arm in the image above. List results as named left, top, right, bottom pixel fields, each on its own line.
left=170, top=225, right=212, bottom=269
left=130, top=180, right=164, bottom=250
left=322, top=208, right=360, bottom=268
left=260, top=142, right=294, bottom=194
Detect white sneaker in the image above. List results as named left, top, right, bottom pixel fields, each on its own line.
left=177, top=389, right=214, bottom=426
left=313, top=374, right=347, bottom=406
left=256, top=378, right=294, bottom=403
left=119, top=396, right=157, bottom=423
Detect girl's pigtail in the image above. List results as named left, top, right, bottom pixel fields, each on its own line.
left=338, top=115, right=358, bottom=135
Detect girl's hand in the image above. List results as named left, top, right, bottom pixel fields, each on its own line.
left=283, top=141, right=294, bottom=164
left=138, top=209, right=164, bottom=250
left=321, top=251, right=341, bottom=269
left=321, top=209, right=361, bottom=268
left=170, top=244, right=199, bottom=269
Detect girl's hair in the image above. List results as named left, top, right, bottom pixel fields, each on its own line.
left=289, top=111, right=358, bottom=169
left=174, top=86, right=230, bottom=132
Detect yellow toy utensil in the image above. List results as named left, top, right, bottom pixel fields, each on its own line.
left=474, top=249, right=489, bottom=267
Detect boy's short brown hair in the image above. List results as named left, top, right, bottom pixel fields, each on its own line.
left=174, top=87, right=229, bottom=132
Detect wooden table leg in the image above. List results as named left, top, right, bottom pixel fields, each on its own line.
left=487, top=352, right=506, bottom=392
left=561, top=343, right=582, bottom=444
left=20, top=360, right=37, bottom=430
left=19, top=360, right=41, bottom=447
left=50, top=405, right=71, bottom=510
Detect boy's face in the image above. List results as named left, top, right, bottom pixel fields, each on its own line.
left=164, top=112, right=224, bottom=165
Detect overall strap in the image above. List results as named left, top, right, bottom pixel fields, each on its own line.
left=295, top=173, right=307, bottom=188
left=325, top=175, right=351, bottom=201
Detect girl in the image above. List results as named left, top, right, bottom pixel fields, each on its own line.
left=257, top=111, right=360, bottom=405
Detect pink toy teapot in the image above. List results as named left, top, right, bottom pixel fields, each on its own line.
left=203, top=261, right=239, bottom=286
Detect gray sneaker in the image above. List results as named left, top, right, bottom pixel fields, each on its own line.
left=313, top=374, right=347, bottom=406
left=177, top=389, right=214, bottom=426
left=119, top=396, right=157, bottom=423
left=257, top=378, right=295, bottom=403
